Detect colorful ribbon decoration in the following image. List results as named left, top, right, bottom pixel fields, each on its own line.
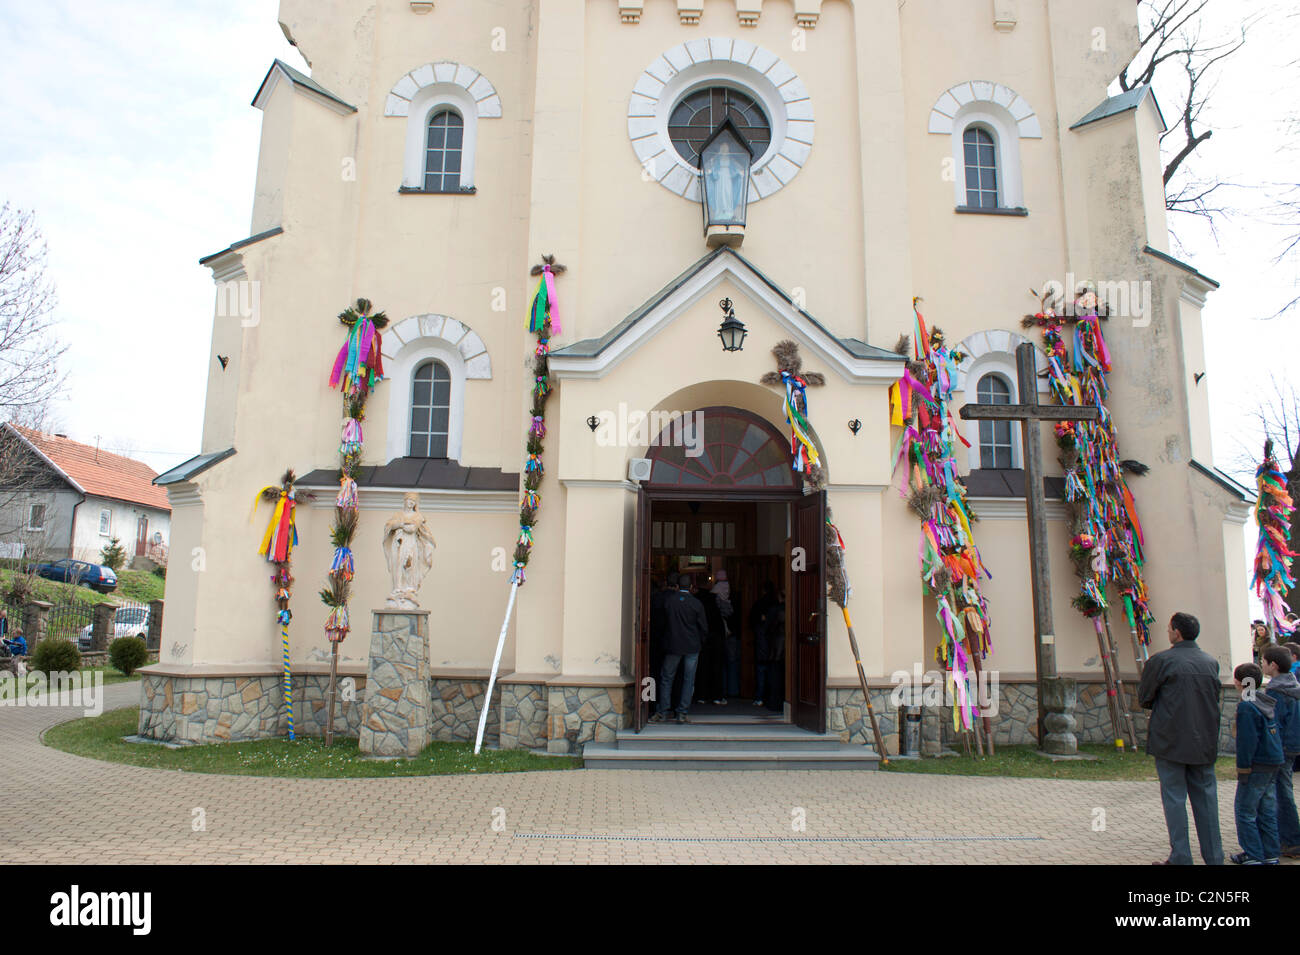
left=321, top=300, right=388, bottom=689
left=1029, top=293, right=1153, bottom=644
left=779, top=371, right=820, bottom=472
left=529, top=263, right=562, bottom=336
left=892, top=300, right=993, bottom=733
left=253, top=472, right=300, bottom=740
left=1253, top=439, right=1297, bottom=635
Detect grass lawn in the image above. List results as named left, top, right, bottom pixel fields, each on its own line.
left=44, top=707, right=584, bottom=778
left=881, top=743, right=1239, bottom=782
left=80, top=666, right=143, bottom=686
left=115, top=570, right=165, bottom=604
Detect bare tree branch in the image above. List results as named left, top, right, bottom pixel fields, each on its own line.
left=0, top=203, right=64, bottom=421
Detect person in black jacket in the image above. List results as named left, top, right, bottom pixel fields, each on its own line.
left=651, top=574, right=709, bottom=723
left=1138, top=611, right=1224, bottom=865
left=694, top=580, right=727, bottom=705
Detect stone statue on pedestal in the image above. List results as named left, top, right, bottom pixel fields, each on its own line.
left=382, top=493, right=436, bottom=609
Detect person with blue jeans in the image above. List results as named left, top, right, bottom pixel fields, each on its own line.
left=1231, top=661, right=1284, bottom=864
left=1262, top=645, right=1300, bottom=855
left=650, top=574, right=708, bottom=724
left=1138, top=612, right=1224, bottom=865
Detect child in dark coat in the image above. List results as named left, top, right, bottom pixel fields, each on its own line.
left=1232, top=662, right=1285, bottom=865
left=1263, top=646, right=1300, bottom=856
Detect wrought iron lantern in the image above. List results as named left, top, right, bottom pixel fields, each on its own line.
left=717, top=298, right=747, bottom=353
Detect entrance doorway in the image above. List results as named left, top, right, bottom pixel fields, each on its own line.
left=632, top=407, right=826, bottom=733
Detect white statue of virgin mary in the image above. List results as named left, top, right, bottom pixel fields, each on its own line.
left=382, top=493, right=436, bottom=609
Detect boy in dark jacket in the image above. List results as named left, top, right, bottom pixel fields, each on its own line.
left=1262, top=646, right=1300, bottom=856
left=1231, top=662, right=1285, bottom=865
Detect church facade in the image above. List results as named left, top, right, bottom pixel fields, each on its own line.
left=141, top=0, right=1251, bottom=755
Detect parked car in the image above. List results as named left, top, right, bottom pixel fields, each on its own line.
left=29, top=559, right=118, bottom=593
left=78, top=606, right=150, bottom=652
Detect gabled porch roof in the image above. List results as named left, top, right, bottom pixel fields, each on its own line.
left=548, top=247, right=904, bottom=383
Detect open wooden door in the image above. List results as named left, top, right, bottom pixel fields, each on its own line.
left=792, top=491, right=827, bottom=732
left=633, top=486, right=651, bottom=731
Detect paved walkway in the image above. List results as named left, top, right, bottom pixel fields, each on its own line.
left=0, top=683, right=1264, bottom=864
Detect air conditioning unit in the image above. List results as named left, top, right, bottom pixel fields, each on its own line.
left=628, top=458, right=652, bottom=483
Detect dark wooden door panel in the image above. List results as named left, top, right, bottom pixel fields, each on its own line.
left=792, top=491, right=826, bottom=732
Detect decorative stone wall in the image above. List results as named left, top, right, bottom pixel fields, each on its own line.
left=359, top=611, right=430, bottom=758
left=545, top=684, right=631, bottom=755
left=499, top=682, right=547, bottom=750
left=429, top=677, right=499, bottom=744
left=826, top=687, right=898, bottom=751
left=138, top=673, right=366, bottom=744
left=931, top=680, right=1240, bottom=754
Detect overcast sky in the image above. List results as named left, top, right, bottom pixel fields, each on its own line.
left=1, top=1, right=1295, bottom=597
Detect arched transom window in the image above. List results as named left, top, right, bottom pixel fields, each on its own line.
left=647, top=408, right=795, bottom=489
left=976, top=373, right=1013, bottom=469
left=963, top=126, right=999, bottom=209
left=668, top=87, right=771, bottom=168
left=409, top=360, right=451, bottom=458
left=424, top=110, right=464, bottom=192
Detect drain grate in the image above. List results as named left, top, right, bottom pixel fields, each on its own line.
left=512, top=833, right=1043, bottom=844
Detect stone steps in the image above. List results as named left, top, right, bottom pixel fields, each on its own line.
left=583, top=721, right=879, bottom=770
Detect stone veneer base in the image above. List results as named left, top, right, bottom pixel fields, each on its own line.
left=138, top=675, right=1245, bottom=755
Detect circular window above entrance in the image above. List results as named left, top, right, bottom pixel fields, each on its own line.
left=668, top=87, right=771, bottom=166
left=647, top=408, right=796, bottom=489
left=628, top=38, right=815, bottom=204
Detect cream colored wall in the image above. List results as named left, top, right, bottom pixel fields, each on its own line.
left=168, top=0, right=1247, bottom=694
left=1178, top=295, right=1214, bottom=463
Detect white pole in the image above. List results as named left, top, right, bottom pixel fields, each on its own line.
left=475, top=578, right=519, bottom=755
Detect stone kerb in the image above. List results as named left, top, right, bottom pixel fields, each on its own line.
left=359, top=610, right=431, bottom=758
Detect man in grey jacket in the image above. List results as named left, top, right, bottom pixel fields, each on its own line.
left=1138, top=612, right=1224, bottom=865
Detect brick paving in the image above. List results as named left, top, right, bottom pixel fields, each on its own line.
left=0, top=683, right=1264, bottom=864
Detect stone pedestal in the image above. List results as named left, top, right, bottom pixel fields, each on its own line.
left=358, top=610, right=430, bottom=758
left=1040, top=676, right=1078, bottom=755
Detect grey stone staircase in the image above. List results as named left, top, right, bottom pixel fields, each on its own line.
left=582, top=721, right=880, bottom=770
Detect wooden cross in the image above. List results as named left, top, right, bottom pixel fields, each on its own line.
left=959, top=341, right=1099, bottom=749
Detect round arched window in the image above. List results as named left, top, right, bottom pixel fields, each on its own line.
left=667, top=87, right=771, bottom=167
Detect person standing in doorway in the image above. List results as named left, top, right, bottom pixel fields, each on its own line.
left=694, top=578, right=727, bottom=705
left=761, top=590, right=786, bottom=713
left=749, top=582, right=777, bottom=707
left=651, top=574, right=708, bottom=724
left=1138, top=611, right=1224, bottom=865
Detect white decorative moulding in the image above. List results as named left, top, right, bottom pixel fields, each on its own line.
left=793, top=0, right=822, bottom=28
left=735, top=0, right=761, bottom=26
left=993, top=0, right=1017, bottom=31
left=927, top=81, right=1041, bottom=139
left=619, top=0, right=643, bottom=23
left=677, top=1, right=703, bottom=25
left=409, top=1, right=434, bottom=13
left=627, top=38, right=815, bottom=205
left=383, top=314, right=492, bottom=378
left=384, top=61, right=502, bottom=119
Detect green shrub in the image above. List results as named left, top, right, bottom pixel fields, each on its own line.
left=99, top=538, right=126, bottom=572
left=151, top=564, right=166, bottom=580
left=108, top=636, right=148, bottom=676
left=30, top=638, right=81, bottom=674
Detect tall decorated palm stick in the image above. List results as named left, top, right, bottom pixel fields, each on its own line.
left=321, top=298, right=387, bottom=745
left=1253, top=438, right=1296, bottom=638
left=890, top=302, right=995, bottom=752
left=760, top=341, right=889, bottom=762
left=253, top=470, right=300, bottom=739
left=475, top=255, right=564, bottom=755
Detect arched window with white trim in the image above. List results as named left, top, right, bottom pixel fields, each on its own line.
left=423, top=110, right=464, bottom=193
left=928, top=81, right=1040, bottom=213
left=386, top=62, right=503, bottom=194
left=976, top=373, right=1013, bottom=469
left=963, top=125, right=999, bottom=209
left=409, top=360, right=452, bottom=458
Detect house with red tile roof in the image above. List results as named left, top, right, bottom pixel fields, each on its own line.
left=0, top=423, right=171, bottom=566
